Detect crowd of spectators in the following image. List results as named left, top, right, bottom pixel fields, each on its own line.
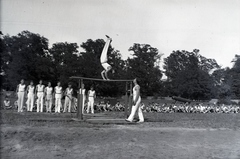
left=95, top=101, right=240, bottom=114
left=95, top=101, right=125, bottom=112
left=142, top=102, right=240, bottom=113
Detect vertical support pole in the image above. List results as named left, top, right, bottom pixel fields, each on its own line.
left=79, top=79, right=83, bottom=119
left=124, top=81, right=128, bottom=117
left=77, top=79, right=81, bottom=118
left=77, top=79, right=83, bottom=120
left=129, top=81, right=133, bottom=115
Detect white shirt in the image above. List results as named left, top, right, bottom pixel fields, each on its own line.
left=88, top=90, right=95, bottom=97
left=55, top=86, right=62, bottom=94
left=37, top=84, right=44, bottom=92
left=28, top=85, right=35, bottom=94
left=133, top=85, right=141, bottom=102
left=45, top=87, right=53, bottom=95
left=66, top=88, right=73, bottom=96
left=18, top=84, right=26, bottom=92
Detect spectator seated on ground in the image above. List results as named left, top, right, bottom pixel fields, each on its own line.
left=215, top=106, right=221, bottom=113
left=4, top=97, right=12, bottom=109
left=115, top=101, right=124, bottom=111
left=234, top=106, right=239, bottom=113
left=144, top=104, right=151, bottom=112
left=105, top=101, right=112, bottom=111
left=140, top=103, right=145, bottom=110
left=221, top=104, right=229, bottom=113
left=172, top=104, right=178, bottom=112
left=208, top=105, right=215, bottom=113
left=151, top=103, right=159, bottom=112
left=97, top=101, right=107, bottom=111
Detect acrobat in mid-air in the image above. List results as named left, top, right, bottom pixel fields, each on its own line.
left=100, top=35, right=113, bottom=80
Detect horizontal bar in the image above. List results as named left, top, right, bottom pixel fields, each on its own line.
left=70, top=76, right=133, bottom=82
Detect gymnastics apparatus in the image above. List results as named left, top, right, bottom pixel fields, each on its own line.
left=70, top=76, right=134, bottom=120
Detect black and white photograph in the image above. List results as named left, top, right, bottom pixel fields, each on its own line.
left=1, top=0, right=240, bottom=158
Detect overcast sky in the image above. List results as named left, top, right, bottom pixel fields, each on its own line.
left=1, top=0, right=240, bottom=68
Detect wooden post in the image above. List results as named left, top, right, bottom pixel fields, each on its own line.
left=77, top=79, right=83, bottom=120
left=77, top=79, right=80, bottom=118
left=79, top=79, right=83, bottom=119
left=124, top=81, right=128, bottom=117
left=129, top=81, right=133, bottom=115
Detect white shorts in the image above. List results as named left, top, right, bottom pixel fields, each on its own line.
left=101, top=62, right=111, bottom=70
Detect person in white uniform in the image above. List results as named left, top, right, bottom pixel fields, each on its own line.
left=45, top=82, right=53, bottom=113
left=126, top=78, right=144, bottom=123
left=87, top=86, right=96, bottom=114
left=100, top=35, right=114, bottom=80
left=54, top=81, right=63, bottom=113
left=26, top=81, right=35, bottom=112
left=63, top=83, right=73, bottom=113
left=16, top=79, right=26, bottom=112
left=35, top=80, right=45, bottom=113
left=79, top=84, right=86, bottom=114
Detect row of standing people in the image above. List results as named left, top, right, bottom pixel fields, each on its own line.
left=16, top=78, right=144, bottom=122
left=16, top=79, right=96, bottom=114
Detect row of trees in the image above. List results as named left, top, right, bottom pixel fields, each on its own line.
left=1, top=31, right=239, bottom=100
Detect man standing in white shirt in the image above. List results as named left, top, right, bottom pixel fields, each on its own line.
left=79, top=84, right=86, bottom=114
left=54, top=81, right=63, bottom=113
left=26, top=81, right=35, bottom=112
left=45, top=82, right=53, bottom=113
left=87, top=86, right=96, bottom=114
left=126, top=78, right=144, bottom=123
left=16, top=79, right=26, bottom=112
left=35, top=80, right=45, bottom=113
left=63, top=83, right=73, bottom=113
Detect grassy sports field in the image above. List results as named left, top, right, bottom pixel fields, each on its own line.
left=1, top=106, right=240, bottom=159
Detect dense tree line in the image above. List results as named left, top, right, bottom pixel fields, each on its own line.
left=163, top=49, right=220, bottom=99
left=1, top=31, right=239, bottom=100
